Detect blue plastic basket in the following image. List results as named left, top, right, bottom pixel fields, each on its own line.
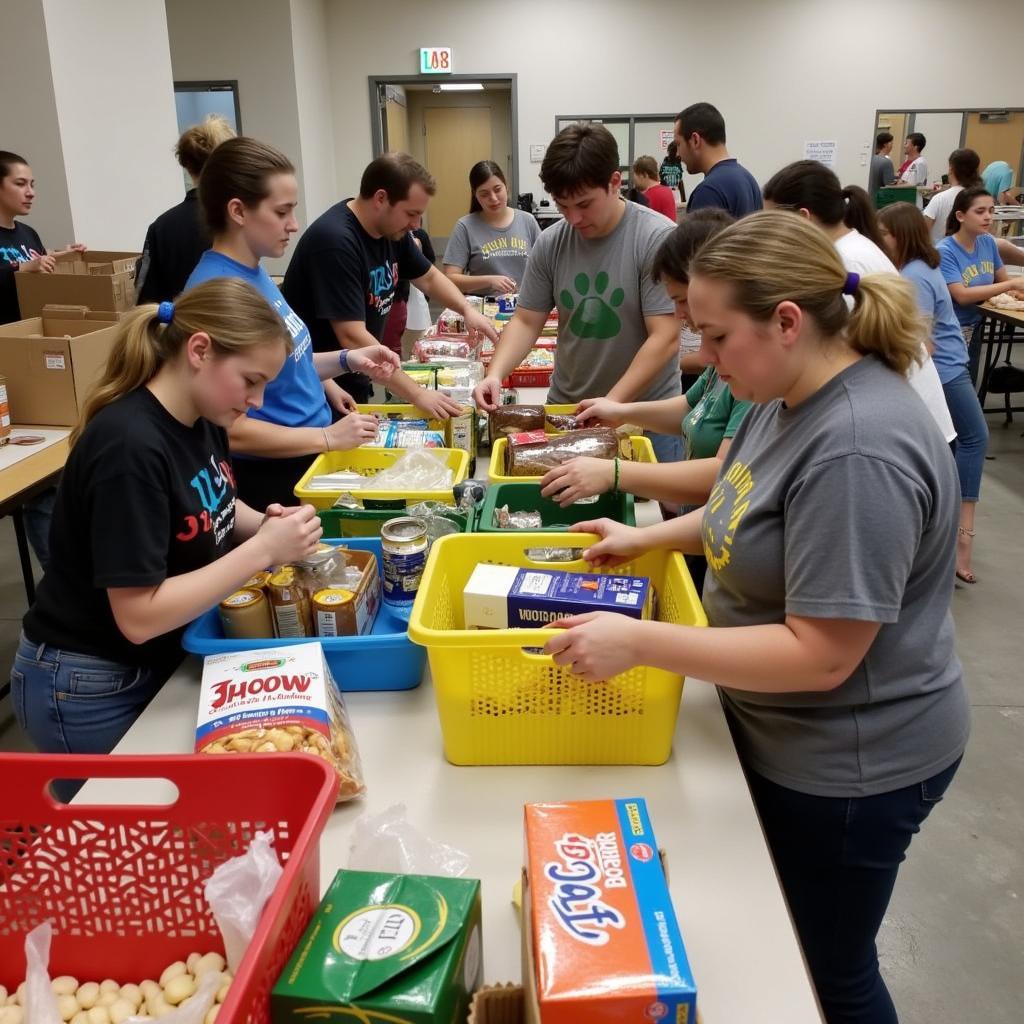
left=181, top=538, right=423, bottom=691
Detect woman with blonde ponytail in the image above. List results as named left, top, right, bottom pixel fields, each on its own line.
left=14, top=278, right=323, bottom=775
left=544, top=212, right=969, bottom=1024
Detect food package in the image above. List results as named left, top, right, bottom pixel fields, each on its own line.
left=415, top=337, right=474, bottom=364
left=370, top=448, right=454, bottom=491
left=493, top=505, right=543, bottom=530
left=365, top=419, right=447, bottom=448
left=436, top=308, right=468, bottom=334
left=272, top=869, right=482, bottom=1024
left=436, top=362, right=485, bottom=388
left=545, top=412, right=578, bottom=432
left=488, top=404, right=546, bottom=443
left=195, top=641, right=366, bottom=801
left=504, top=427, right=627, bottom=477
left=523, top=799, right=697, bottom=1023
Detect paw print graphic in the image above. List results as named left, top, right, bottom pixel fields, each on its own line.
left=560, top=271, right=625, bottom=340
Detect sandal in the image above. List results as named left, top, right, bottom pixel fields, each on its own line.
left=956, top=527, right=976, bottom=585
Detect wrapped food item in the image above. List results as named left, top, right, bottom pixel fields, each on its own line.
left=545, top=413, right=578, bottom=432
left=493, top=505, right=543, bottom=530
left=365, top=419, right=447, bottom=448
left=414, top=337, right=474, bottom=364
left=436, top=308, right=468, bottom=334
left=370, top=448, right=454, bottom=491
left=195, top=642, right=366, bottom=801
left=306, top=470, right=366, bottom=491
left=436, top=362, right=485, bottom=388
left=408, top=500, right=464, bottom=544
left=504, top=427, right=627, bottom=477
left=488, top=404, right=546, bottom=443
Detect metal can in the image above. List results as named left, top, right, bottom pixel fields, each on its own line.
left=381, top=516, right=428, bottom=618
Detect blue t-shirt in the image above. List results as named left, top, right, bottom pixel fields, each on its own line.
left=686, top=158, right=763, bottom=218
left=901, top=259, right=968, bottom=384
left=185, top=250, right=330, bottom=432
left=982, top=161, right=1014, bottom=199
left=937, top=234, right=1003, bottom=327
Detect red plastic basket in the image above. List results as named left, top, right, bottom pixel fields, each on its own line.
left=0, top=753, right=338, bottom=1022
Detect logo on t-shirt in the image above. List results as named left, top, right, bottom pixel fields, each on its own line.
left=480, top=235, right=529, bottom=261
left=0, top=243, right=41, bottom=265
left=961, top=261, right=994, bottom=286
left=560, top=271, right=625, bottom=341
left=368, top=260, right=399, bottom=321
left=176, top=456, right=236, bottom=546
left=703, top=460, right=754, bottom=573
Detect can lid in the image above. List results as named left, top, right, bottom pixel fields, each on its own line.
left=220, top=587, right=262, bottom=609
left=314, top=588, right=354, bottom=605
left=382, top=516, right=428, bottom=541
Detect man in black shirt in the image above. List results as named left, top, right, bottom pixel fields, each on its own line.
left=282, top=153, right=498, bottom=414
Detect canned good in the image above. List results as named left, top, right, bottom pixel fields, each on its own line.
left=268, top=566, right=313, bottom=638
left=381, top=516, right=428, bottom=617
left=219, top=587, right=274, bottom=640
left=313, top=587, right=355, bottom=637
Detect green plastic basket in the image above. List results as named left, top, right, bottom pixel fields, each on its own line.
left=319, top=504, right=476, bottom=538
left=476, top=481, right=635, bottom=533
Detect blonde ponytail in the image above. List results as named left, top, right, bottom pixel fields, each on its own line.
left=72, top=277, right=290, bottom=446
left=690, top=211, right=925, bottom=375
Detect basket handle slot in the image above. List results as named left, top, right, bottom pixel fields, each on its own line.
left=47, top=776, right=181, bottom=807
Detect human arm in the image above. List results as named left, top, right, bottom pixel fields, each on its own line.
left=227, top=408, right=377, bottom=457
left=443, top=265, right=517, bottom=295
left=574, top=394, right=689, bottom=434
left=108, top=505, right=323, bottom=645
left=412, top=264, right=500, bottom=343
left=603, top=313, right=680, bottom=403
left=471, top=305, right=549, bottom=411
left=311, top=345, right=399, bottom=383
left=946, top=271, right=1023, bottom=306
left=995, top=237, right=1023, bottom=268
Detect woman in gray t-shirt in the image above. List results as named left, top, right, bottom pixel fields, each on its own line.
left=544, top=212, right=969, bottom=1024
left=443, top=160, right=541, bottom=296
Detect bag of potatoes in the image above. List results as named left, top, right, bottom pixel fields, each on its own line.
left=194, top=641, right=365, bottom=802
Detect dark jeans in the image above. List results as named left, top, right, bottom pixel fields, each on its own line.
left=747, top=756, right=961, bottom=1024
left=233, top=454, right=317, bottom=512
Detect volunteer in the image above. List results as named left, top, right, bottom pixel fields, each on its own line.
left=136, top=114, right=236, bottom=303
left=12, top=279, right=324, bottom=763
left=187, top=137, right=397, bottom=511
left=936, top=186, right=1024, bottom=383
left=763, top=160, right=955, bottom=444
left=383, top=213, right=435, bottom=361
left=879, top=203, right=988, bottom=585
left=547, top=211, right=969, bottom=1024
left=538, top=210, right=742, bottom=508
left=443, top=160, right=541, bottom=295
left=921, top=148, right=981, bottom=246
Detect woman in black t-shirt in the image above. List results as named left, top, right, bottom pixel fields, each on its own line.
left=12, top=277, right=323, bottom=762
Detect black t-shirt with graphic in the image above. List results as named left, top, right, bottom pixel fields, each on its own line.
left=0, top=220, right=45, bottom=324
left=24, top=387, right=237, bottom=677
left=281, top=199, right=432, bottom=352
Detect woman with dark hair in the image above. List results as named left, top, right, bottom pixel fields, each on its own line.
left=443, top=160, right=540, bottom=295
left=879, top=203, right=988, bottom=584
left=764, top=159, right=955, bottom=445
left=937, top=186, right=1024, bottom=383
left=922, top=148, right=982, bottom=245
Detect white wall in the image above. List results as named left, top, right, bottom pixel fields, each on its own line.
left=322, top=0, right=1023, bottom=203
left=2, top=0, right=74, bottom=249
left=43, top=0, right=181, bottom=250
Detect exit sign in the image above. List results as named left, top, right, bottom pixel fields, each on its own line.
left=420, top=47, right=453, bottom=74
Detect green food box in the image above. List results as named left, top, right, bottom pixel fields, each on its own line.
left=271, top=869, right=483, bottom=1023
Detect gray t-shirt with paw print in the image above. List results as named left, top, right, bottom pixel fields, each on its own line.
left=518, top=201, right=678, bottom=403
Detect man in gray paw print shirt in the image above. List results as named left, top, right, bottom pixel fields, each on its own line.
left=473, top=124, right=681, bottom=463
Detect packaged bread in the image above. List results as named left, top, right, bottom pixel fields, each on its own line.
left=545, top=412, right=579, bottom=432
left=488, top=404, right=546, bottom=443
left=195, top=641, right=366, bottom=801
left=504, top=426, right=628, bottom=476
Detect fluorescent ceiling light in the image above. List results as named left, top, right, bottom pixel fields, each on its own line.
left=436, top=83, right=484, bottom=92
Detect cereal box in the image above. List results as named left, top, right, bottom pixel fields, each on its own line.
left=271, top=869, right=482, bottom=1023
left=194, top=641, right=364, bottom=801
left=524, top=798, right=697, bottom=1023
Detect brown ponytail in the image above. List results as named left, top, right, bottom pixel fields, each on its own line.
left=690, top=211, right=924, bottom=376
left=72, top=278, right=290, bottom=446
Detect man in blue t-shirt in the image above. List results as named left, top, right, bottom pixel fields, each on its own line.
left=674, top=103, right=762, bottom=218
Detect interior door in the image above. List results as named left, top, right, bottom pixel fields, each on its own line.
left=424, top=106, right=492, bottom=238
left=384, top=98, right=408, bottom=153
left=964, top=112, right=1024, bottom=182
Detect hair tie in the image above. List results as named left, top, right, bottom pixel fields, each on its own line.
left=842, top=272, right=860, bottom=296
left=156, top=301, right=175, bottom=325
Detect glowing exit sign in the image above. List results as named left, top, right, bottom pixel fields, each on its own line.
left=419, top=47, right=453, bottom=74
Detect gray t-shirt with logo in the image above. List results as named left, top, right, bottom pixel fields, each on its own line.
left=701, top=356, right=969, bottom=797
left=443, top=209, right=542, bottom=293
left=517, top=202, right=678, bottom=403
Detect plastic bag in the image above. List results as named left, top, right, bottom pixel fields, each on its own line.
left=370, top=449, right=453, bottom=492
left=125, top=971, right=222, bottom=1024
left=203, top=831, right=283, bottom=975
left=348, top=804, right=470, bottom=877
left=24, top=923, right=61, bottom=1024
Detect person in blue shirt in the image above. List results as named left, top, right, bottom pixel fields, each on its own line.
left=981, top=160, right=1017, bottom=205
left=879, top=202, right=989, bottom=585
left=936, top=186, right=1024, bottom=383
left=186, top=137, right=398, bottom=511
left=673, top=102, right=762, bottom=218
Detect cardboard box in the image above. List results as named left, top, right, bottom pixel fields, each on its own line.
left=0, top=306, right=121, bottom=425
left=15, top=249, right=138, bottom=318
left=468, top=984, right=525, bottom=1024
left=0, top=374, right=10, bottom=445
left=523, top=798, right=697, bottom=1023
left=464, top=564, right=652, bottom=629
left=272, top=869, right=483, bottom=1023
left=313, top=547, right=381, bottom=637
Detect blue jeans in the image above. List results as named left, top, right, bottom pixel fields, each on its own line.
left=644, top=429, right=683, bottom=466
left=747, top=756, right=961, bottom=1024
left=942, top=369, right=988, bottom=501
left=12, top=633, right=162, bottom=763
left=962, top=325, right=980, bottom=386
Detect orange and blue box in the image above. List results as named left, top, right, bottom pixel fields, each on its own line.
left=524, top=798, right=697, bottom=1023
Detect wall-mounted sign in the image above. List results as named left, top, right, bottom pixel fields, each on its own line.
left=420, top=47, right=453, bottom=74
left=804, top=140, right=838, bottom=169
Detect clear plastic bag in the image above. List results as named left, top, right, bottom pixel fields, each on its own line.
left=125, top=971, right=222, bottom=1024
left=348, top=804, right=470, bottom=877
left=370, top=449, right=454, bottom=492
left=23, top=923, right=62, bottom=1024
left=203, top=831, right=283, bottom=975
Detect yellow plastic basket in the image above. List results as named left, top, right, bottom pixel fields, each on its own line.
left=294, top=448, right=470, bottom=510
left=488, top=435, right=655, bottom=484
left=358, top=404, right=451, bottom=445
left=407, top=533, right=706, bottom=765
